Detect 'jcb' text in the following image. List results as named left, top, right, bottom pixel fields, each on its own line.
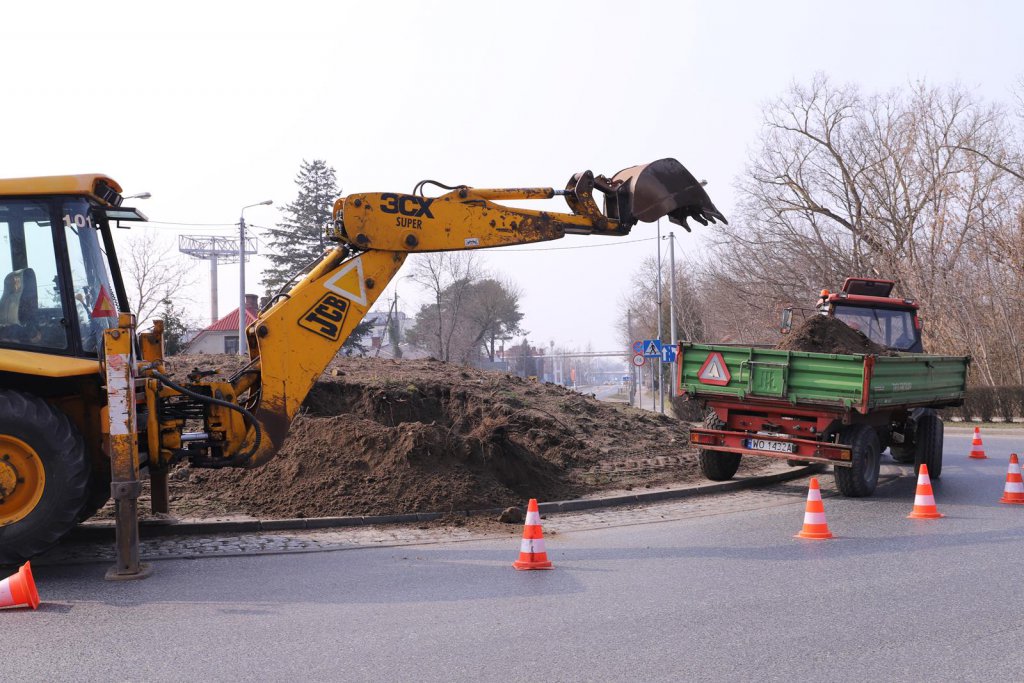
left=299, top=293, right=350, bottom=341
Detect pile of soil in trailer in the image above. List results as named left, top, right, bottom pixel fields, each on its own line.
left=775, top=315, right=895, bottom=356
left=126, top=355, right=773, bottom=520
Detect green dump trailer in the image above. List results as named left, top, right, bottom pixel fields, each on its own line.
left=677, top=343, right=970, bottom=497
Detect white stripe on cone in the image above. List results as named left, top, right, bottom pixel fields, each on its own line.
left=1005, top=482, right=1024, bottom=493
left=914, top=494, right=936, bottom=506
left=520, top=538, right=546, bottom=554
left=525, top=511, right=542, bottom=526
left=802, top=512, right=827, bottom=525
left=0, top=578, right=12, bottom=605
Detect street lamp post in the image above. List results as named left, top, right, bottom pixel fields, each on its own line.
left=239, top=200, right=273, bottom=355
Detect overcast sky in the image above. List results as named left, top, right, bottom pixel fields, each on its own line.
left=3, top=1, right=1021, bottom=354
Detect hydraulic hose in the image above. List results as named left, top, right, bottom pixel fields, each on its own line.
left=150, top=369, right=262, bottom=467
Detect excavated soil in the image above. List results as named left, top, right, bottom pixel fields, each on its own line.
left=113, top=355, right=772, bottom=520
left=775, top=315, right=895, bottom=355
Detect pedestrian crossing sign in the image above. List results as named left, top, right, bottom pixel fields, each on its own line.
left=698, top=352, right=731, bottom=386
left=642, top=339, right=662, bottom=357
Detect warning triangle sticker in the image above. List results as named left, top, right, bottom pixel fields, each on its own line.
left=323, top=258, right=368, bottom=307
left=90, top=285, right=117, bottom=318
left=698, top=352, right=731, bottom=386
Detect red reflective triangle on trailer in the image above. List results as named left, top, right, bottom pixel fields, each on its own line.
left=698, top=352, right=731, bottom=386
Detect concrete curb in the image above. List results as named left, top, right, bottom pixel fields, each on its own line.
left=69, top=464, right=822, bottom=543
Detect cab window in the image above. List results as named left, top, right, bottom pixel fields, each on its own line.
left=62, top=200, right=118, bottom=355
left=0, top=200, right=69, bottom=350
left=832, top=304, right=919, bottom=351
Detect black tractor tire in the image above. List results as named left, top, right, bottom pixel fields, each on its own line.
left=889, top=444, right=915, bottom=463
left=77, top=466, right=112, bottom=522
left=697, top=413, right=741, bottom=481
left=913, top=411, right=943, bottom=479
left=0, top=391, right=89, bottom=566
left=833, top=424, right=881, bottom=498
left=890, top=408, right=933, bottom=464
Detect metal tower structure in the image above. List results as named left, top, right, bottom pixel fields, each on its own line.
left=178, top=235, right=257, bottom=324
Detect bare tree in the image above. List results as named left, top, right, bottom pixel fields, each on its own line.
left=406, top=252, right=481, bottom=361
left=697, top=75, right=1024, bottom=383
left=120, top=232, right=195, bottom=324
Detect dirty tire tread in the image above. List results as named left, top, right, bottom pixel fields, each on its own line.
left=834, top=424, right=881, bottom=497
left=914, top=411, right=943, bottom=479
left=697, top=413, right=741, bottom=481
left=78, top=468, right=112, bottom=523
left=0, top=390, right=89, bottom=566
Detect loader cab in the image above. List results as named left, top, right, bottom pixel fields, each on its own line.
left=0, top=175, right=142, bottom=359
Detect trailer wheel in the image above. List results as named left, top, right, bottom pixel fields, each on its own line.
left=889, top=445, right=915, bottom=464
left=914, top=411, right=943, bottom=479
left=0, top=391, right=89, bottom=565
left=834, top=424, right=881, bottom=497
left=697, top=413, right=741, bottom=481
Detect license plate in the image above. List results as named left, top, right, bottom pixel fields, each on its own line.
left=746, top=438, right=795, bottom=454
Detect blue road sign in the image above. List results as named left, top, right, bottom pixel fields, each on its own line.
left=642, top=339, right=663, bottom=357
left=660, top=345, right=676, bottom=363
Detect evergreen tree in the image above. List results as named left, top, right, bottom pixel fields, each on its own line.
left=159, top=298, right=193, bottom=356
left=261, top=159, right=339, bottom=296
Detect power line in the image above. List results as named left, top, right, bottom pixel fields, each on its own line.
left=145, top=220, right=239, bottom=227
left=484, top=236, right=658, bottom=253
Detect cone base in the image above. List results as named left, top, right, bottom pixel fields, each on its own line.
left=999, top=497, right=1024, bottom=505
left=795, top=530, right=833, bottom=540
left=968, top=454, right=987, bottom=459
left=908, top=510, right=944, bottom=519
left=513, top=559, right=553, bottom=570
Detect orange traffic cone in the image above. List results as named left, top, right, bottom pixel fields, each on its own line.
left=795, top=477, right=833, bottom=539
left=999, top=453, right=1024, bottom=505
left=969, top=427, right=987, bottom=459
left=0, top=562, right=39, bottom=610
left=512, top=499, right=553, bottom=570
left=908, top=463, right=944, bottom=519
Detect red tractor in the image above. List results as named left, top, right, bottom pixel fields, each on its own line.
left=782, top=277, right=924, bottom=353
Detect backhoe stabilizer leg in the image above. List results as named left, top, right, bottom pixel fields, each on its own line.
left=102, top=315, right=152, bottom=581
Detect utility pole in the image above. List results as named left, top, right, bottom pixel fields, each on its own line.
left=656, top=219, right=664, bottom=413
left=238, top=214, right=247, bottom=355
left=669, top=231, right=677, bottom=406
left=628, top=308, right=638, bottom=408
left=238, top=200, right=272, bottom=355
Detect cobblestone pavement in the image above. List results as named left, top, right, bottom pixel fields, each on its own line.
left=34, top=470, right=891, bottom=567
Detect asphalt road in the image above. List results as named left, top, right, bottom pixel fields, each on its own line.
left=7, top=429, right=1024, bottom=681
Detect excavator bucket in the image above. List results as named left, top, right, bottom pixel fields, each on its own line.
left=603, top=158, right=727, bottom=231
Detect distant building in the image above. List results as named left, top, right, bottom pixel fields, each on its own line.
left=185, top=294, right=259, bottom=354
left=363, top=309, right=408, bottom=350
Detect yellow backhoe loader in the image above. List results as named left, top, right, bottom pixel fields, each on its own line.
left=0, top=159, right=725, bottom=578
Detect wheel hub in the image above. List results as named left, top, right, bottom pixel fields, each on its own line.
left=0, top=435, right=46, bottom=526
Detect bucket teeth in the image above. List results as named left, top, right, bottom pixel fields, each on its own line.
left=608, top=158, right=727, bottom=231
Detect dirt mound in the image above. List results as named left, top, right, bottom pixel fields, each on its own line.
left=775, top=315, right=894, bottom=356
left=147, top=356, right=761, bottom=519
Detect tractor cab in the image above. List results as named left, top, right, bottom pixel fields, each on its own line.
left=781, top=277, right=924, bottom=353
left=0, top=175, right=144, bottom=358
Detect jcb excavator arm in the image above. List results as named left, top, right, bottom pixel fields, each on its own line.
left=149, top=158, right=725, bottom=469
